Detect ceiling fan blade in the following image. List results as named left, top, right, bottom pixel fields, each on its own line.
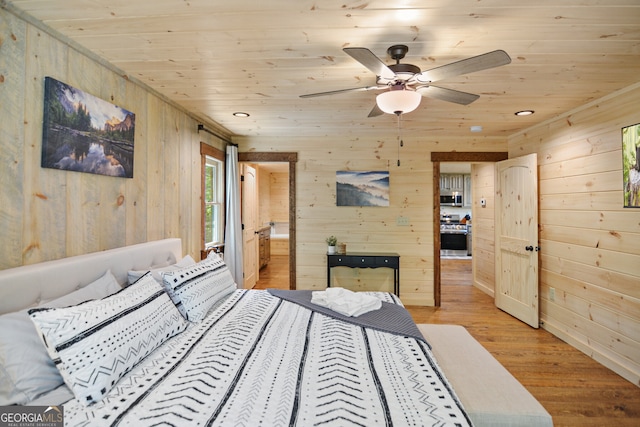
left=368, top=104, right=384, bottom=117
left=299, top=85, right=382, bottom=98
left=343, top=47, right=396, bottom=80
left=416, top=85, right=480, bottom=105
left=415, top=50, right=511, bottom=83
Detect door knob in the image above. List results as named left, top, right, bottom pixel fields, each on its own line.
left=525, top=245, right=534, bottom=251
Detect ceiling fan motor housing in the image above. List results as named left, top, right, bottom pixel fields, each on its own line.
left=387, top=44, right=409, bottom=61
left=379, top=45, right=421, bottom=84
left=378, top=63, right=421, bottom=85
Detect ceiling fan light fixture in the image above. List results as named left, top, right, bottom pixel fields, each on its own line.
left=376, top=89, right=421, bottom=115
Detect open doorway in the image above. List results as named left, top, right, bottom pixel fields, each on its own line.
left=254, top=162, right=290, bottom=289
left=431, top=152, right=507, bottom=306
left=440, top=162, right=472, bottom=259
left=238, top=152, right=297, bottom=290
left=440, top=162, right=473, bottom=293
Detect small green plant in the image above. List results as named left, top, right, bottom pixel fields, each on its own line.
left=326, top=235, right=337, bottom=246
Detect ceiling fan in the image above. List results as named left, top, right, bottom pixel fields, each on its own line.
left=300, top=45, right=511, bottom=117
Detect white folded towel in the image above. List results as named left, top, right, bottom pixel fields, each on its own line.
left=311, top=287, right=382, bottom=317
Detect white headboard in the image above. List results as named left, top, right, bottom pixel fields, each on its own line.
left=0, top=238, right=182, bottom=315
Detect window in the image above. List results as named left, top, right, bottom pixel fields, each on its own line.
left=201, top=144, right=225, bottom=248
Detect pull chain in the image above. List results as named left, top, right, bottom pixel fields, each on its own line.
left=396, top=112, right=403, bottom=166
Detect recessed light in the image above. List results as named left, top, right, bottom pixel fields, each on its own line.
left=470, top=125, right=483, bottom=132
left=514, top=110, right=534, bottom=116
left=233, top=112, right=250, bottom=117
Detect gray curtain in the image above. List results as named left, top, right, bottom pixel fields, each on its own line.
left=224, top=145, right=244, bottom=288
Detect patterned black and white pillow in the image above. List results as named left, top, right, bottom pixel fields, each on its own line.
left=0, top=269, right=121, bottom=406
left=161, top=256, right=237, bottom=322
left=127, top=254, right=196, bottom=285
left=28, top=273, right=188, bottom=406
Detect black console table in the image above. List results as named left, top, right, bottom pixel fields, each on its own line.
left=327, top=252, right=400, bottom=296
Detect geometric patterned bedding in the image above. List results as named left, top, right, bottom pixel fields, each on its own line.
left=63, top=289, right=472, bottom=426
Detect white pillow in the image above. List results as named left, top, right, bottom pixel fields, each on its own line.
left=127, top=254, right=196, bottom=284
left=161, top=256, right=237, bottom=322
left=29, top=273, right=188, bottom=405
left=0, top=270, right=121, bottom=405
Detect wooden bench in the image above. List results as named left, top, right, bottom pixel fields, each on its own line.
left=418, top=324, right=554, bottom=427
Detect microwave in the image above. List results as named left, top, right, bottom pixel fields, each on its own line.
left=440, top=193, right=463, bottom=207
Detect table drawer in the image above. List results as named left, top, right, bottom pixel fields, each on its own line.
left=327, top=252, right=400, bottom=296
left=375, top=257, right=399, bottom=268
left=329, top=255, right=375, bottom=268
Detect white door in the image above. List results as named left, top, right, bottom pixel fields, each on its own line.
left=494, top=153, right=540, bottom=328
left=242, top=164, right=258, bottom=289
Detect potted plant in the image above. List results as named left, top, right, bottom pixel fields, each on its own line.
left=326, top=235, right=337, bottom=254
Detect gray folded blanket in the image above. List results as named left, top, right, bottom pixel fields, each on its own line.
left=267, top=289, right=430, bottom=348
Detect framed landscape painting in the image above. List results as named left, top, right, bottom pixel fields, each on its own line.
left=41, top=77, right=135, bottom=178
left=336, top=171, right=389, bottom=207
left=622, top=122, right=640, bottom=208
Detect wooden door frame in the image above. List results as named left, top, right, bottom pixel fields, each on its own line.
left=431, top=152, right=508, bottom=306
left=238, top=152, right=297, bottom=290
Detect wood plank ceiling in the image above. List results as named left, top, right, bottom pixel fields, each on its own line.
left=6, top=0, right=640, bottom=140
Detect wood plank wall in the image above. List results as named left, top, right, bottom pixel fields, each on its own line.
left=509, top=83, right=640, bottom=386
left=471, top=162, right=496, bottom=295
left=256, top=168, right=288, bottom=226
left=257, top=165, right=272, bottom=226
left=270, top=172, right=289, bottom=223
left=0, top=9, right=227, bottom=268
left=269, top=171, right=290, bottom=256
left=235, top=135, right=508, bottom=306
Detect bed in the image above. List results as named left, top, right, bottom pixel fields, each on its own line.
left=0, top=239, right=553, bottom=427
left=0, top=239, right=472, bottom=426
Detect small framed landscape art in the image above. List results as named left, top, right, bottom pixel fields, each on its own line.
left=41, top=77, right=135, bottom=178
left=622, top=122, right=640, bottom=208
left=336, top=171, right=389, bottom=207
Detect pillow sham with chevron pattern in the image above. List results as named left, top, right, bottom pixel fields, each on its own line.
left=160, top=256, right=237, bottom=322
left=0, top=269, right=120, bottom=406
left=28, top=272, right=188, bottom=406
left=127, top=254, right=196, bottom=285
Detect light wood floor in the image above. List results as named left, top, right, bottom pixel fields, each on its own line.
left=254, top=256, right=640, bottom=427
left=255, top=255, right=290, bottom=289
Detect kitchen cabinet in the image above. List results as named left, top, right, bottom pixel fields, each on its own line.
left=463, top=174, right=472, bottom=207
left=440, top=174, right=450, bottom=190
left=258, top=226, right=271, bottom=269
left=440, top=174, right=464, bottom=192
